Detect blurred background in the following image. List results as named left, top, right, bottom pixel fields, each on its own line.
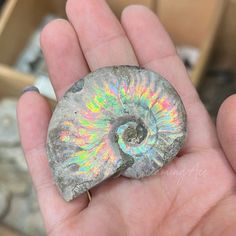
left=0, top=0, right=235, bottom=235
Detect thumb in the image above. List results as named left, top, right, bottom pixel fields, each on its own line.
left=217, top=94, right=236, bottom=172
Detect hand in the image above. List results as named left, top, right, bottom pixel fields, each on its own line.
left=17, top=1, right=236, bottom=235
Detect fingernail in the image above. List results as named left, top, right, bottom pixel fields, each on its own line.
left=22, top=86, right=40, bottom=94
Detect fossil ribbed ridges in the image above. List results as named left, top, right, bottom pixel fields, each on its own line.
left=47, top=66, right=187, bottom=201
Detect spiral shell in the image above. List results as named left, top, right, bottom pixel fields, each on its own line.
left=47, top=66, right=187, bottom=201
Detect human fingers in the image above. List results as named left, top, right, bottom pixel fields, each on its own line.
left=66, top=0, right=138, bottom=71
left=41, top=19, right=89, bottom=99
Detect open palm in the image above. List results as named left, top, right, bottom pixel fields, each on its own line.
left=17, top=1, right=236, bottom=235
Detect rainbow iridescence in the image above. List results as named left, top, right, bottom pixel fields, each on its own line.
left=47, top=66, right=187, bottom=200
left=57, top=67, right=185, bottom=178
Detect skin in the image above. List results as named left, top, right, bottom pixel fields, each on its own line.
left=17, top=1, right=236, bottom=235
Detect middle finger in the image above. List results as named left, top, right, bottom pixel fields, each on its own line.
left=66, top=0, right=138, bottom=71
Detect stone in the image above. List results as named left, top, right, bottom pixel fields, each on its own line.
left=0, top=225, right=22, bottom=236
left=3, top=187, right=45, bottom=236
left=0, top=185, right=11, bottom=218
left=0, top=147, right=27, bottom=171
left=47, top=66, right=187, bottom=201
left=0, top=99, right=19, bottom=146
left=0, top=98, right=45, bottom=236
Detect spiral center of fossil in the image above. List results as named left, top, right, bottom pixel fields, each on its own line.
left=122, top=122, right=147, bottom=145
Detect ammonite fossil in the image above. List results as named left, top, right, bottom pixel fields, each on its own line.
left=47, top=66, right=187, bottom=201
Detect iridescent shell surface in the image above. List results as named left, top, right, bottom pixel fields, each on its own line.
left=47, top=66, right=187, bottom=201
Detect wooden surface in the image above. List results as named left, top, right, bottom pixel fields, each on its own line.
left=212, top=0, right=236, bottom=69
left=0, top=0, right=17, bottom=35
left=156, top=0, right=221, bottom=48
left=0, top=64, right=56, bottom=106
left=0, top=0, right=46, bottom=65
left=0, top=225, right=22, bottom=236
left=49, top=0, right=66, bottom=17
left=191, top=0, right=227, bottom=85
left=0, top=64, right=34, bottom=98
left=0, top=0, right=66, bottom=65
left=108, top=0, right=155, bottom=18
